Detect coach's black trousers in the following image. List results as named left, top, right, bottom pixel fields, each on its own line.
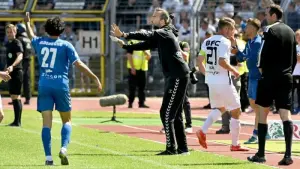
left=160, top=76, right=189, bottom=152
left=22, top=59, right=31, bottom=101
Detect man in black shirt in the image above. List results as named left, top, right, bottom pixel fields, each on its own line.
left=111, top=7, right=190, bottom=155
left=247, top=4, right=296, bottom=165
left=17, top=23, right=32, bottom=105
left=5, top=24, right=24, bottom=127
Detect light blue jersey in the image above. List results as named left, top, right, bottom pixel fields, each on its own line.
left=32, top=36, right=80, bottom=112
left=31, top=36, right=80, bottom=91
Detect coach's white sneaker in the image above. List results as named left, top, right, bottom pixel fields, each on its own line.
left=185, top=127, right=193, bottom=134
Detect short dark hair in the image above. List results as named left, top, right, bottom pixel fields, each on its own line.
left=247, top=18, right=261, bottom=31
left=268, top=4, right=283, bottom=20
left=218, top=17, right=235, bottom=30
left=155, top=8, right=171, bottom=25
left=44, top=16, right=65, bottom=36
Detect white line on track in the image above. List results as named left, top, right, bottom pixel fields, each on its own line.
left=13, top=127, right=180, bottom=169
left=121, top=124, right=300, bottom=163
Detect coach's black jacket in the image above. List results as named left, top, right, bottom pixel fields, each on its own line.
left=122, top=25, right=190, bottom=78
left=258, top=21, right=297, bottom=77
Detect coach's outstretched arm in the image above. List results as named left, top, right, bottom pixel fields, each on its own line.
left=113, top=37, right=155, bottom=51
left=122, top=41, right=156, bottom=51
left=111, top=24, right=156, bottom=41
left=24, top=12, right=36, bottom=40
left=74, top=61, right=102, bottom=92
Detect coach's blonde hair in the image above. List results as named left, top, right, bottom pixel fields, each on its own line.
left=155, top=7, right=171, bottom=25
left=5, top=24, right=16, bottom=32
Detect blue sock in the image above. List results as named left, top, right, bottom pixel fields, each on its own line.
left=42, top=127, right=52, bottom=156
left=253, top=129, right=258, bottom=136
left=61, top=123, right=72, bottom=149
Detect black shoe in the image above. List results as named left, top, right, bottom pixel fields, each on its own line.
left=24, top=100, right=30, bottom=105
left=8, top=102, right=13, bottom=105
left=156, top=150, right=177, bottom=155
left=278, top=157, right=293, bottom=165
left=45, top=160, right=54, bottom=166
left=216, top=128, right=230, bottom=134
left=128, top=104, right=132, bottom=108
left=7, top=122, right=21, bottom=127
left=247, top=153, right=266, bottom=163
left=59, top=151, right=69, bottom=165
left=139, top=104, right=149, bottom=108
left=203, top=104, right=211, bottom=109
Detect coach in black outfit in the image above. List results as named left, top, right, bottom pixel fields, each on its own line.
left=5, top=24, right=24, bottom=127
left=247, top=5, right=296, bottom=165
left=111, top=7, right=190, bottom=155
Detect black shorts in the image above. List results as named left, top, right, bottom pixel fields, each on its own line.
left=255, top=74, right=292, bottom=110
left=8, top=69, right=23, bottom=95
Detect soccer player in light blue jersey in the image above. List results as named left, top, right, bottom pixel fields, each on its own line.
left=24, top=13, right=102, bottom=166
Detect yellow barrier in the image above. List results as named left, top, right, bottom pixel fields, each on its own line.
left=31, top=0, right=109, bottom=14
left=31, top=17, right=106, bottom=96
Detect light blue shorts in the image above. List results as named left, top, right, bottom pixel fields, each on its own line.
left=37, top=86, right=71, bottom=112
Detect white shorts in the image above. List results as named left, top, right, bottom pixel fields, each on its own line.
left=208, top=83, right=241, bottom=111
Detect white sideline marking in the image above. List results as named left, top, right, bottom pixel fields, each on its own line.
left=14, top=127, right=180, bottom=169
left=120, top=124, right=299, bottom=168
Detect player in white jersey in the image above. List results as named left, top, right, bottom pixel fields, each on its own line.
left=0, top=71, right=11, bottom=123
left=196, top=17, right=249, bottom=151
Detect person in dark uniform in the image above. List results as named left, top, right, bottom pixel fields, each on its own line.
left=111, top=7, right=190, bottom=155
left=7, top=24, right=33, bottom=105
left=5, top=24, right=24, bottom=127
left=247, top=4, right=296, bottom=165
left=17, top=23, right=32, bottom=105
left=126, top=37, right=151, bottom=108
left=160, top=40, right=193, bottom=134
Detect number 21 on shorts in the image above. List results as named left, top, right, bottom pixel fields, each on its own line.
left=41, top=47, right=57, bottom=68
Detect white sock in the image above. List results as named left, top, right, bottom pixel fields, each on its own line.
left=60, top=147, right=67, bottom=153
left=46, top=156, right=53, bottom=161
left=230, top=118, right=241, bottom=146
left=202, top=109, right=221, bottom=134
